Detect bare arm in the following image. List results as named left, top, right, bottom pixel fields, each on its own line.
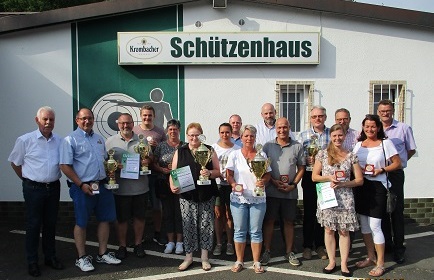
left=60, top=164, right=93, bottom=195
left=10, top=163, right=22, bottom=179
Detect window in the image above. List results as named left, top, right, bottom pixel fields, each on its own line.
left=275, top=81, right=314, bottom=133
left=369, top=81, right=406, bottom=122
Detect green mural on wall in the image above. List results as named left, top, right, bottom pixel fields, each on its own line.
left=72, top=5, right=184, bottom=138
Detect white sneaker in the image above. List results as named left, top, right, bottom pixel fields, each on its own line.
left=164, top=242, right=175, bottom=254
left=75, top=255, right=94, bottom=272
left=175, top=242, right=184, bottom=254
left=96, top=252, right=121, bottom=265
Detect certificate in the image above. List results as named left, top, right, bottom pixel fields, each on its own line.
left=120, top=153, right=140, bottom=179
left=316, top=182, right=338, bottom=210
left=170, top=166, right=196, bottom=193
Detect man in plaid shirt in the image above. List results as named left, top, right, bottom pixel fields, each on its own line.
left=297, top=105, right=330, bottom=260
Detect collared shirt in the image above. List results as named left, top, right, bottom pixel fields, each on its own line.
left=263, top=138, right=305, bottom=199
left=255, top=121, right=296, bottom=146
left=342, top=128, right=359, bottom=151
left=383, top=119, right=417, bottom=168
left=230, top=136, right=242, bottom=147
left=8, top=129, right=62, bottom=183
left=60, top=128, right=107, bottom=182
left=297, top=126, right=330, bottom=163
left=105, top=133, right=150, bottom=196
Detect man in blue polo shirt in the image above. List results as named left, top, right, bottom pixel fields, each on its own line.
left=60, top=108, right=121, bottom=272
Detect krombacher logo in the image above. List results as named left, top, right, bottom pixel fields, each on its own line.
left=126, top=36, right=163, bottom=59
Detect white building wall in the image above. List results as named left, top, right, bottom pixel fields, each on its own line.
left=0, top=24, right=73, bottom=201
left=0, top=2, right=432, bottom=200
left=183, top=2, right=433, bottom=198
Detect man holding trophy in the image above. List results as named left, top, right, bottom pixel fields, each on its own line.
left=169, top=123, right=220, bottom=272
left=105, top=113, right=150, bottom=259
left=133, top=105, right=167, bottom=246
left=297, top=106, right=330, bottom=260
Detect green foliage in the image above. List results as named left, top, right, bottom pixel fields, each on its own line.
left=1, top=0, right=105, bottom=12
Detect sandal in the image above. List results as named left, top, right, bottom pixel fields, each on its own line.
left=202, top=259, right=211, bottom=271
left=369, top=266, right=386, bottom=277
left=355, top=257, right=376, bottom=268
left=178, top=259, right=193, bottom=271
left=231, top=261, right=244, bottom=273
left=253, top=261, right=265, bottom=274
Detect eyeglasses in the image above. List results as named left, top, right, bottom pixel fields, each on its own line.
left=187, top=134, right=200, bottom=138
left=311, top=115, right=325, bottom=119
left=77, top=117, right=94, bottom=121
left=118, top=121, right=133, bottom=126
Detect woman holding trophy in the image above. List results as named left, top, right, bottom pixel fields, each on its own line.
left=226, top=125, right=271, bottom=274
left=169, top=123, right=220, bottom=271
left=154, top=119, right=184, bottom=255
left=211, top=123, right=240, bottom=256
left=312, top=124, right=364, bottom=277
left=353, top=114, right=401, bottom=277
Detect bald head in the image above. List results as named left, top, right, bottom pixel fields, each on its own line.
left=275, top=117, right=291, bottom=141
left=261, top=103, right=276, bottom=126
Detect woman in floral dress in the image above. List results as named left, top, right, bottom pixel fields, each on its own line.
left=312, top=124, right=363, bottom=277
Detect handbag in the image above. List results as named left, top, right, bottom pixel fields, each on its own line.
left=382, top=140, right=397, bottom=213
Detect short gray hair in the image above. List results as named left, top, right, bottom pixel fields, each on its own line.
left=36, top=106, right=55, bottom=119
left=311, top=105, right=327, bottom=116
left=240, top=124, right=257, bottom=136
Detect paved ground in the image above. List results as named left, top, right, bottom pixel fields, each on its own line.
left=1, top=221, right=433, bottom=280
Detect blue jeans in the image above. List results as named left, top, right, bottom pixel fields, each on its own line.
left=22, top=180, right=60, bottom=264
left=230, top=201, right=266, bottom=243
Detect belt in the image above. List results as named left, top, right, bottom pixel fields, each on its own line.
left=23, top=178, right=60, bottom=188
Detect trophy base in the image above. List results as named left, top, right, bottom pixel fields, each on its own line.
left=104, top=183, right=119, bottom=190
left=140, top=170, right=151, bottom=176
left=197, top=180, right=211, bottom=185
left=364, top=172, right=374, bottom=175
left=306, top=166, right=313, bottom=172
left=92, top=190, right=100, bottom=194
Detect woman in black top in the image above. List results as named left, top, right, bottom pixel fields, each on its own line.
left=170, top=122, right=220, bottom=271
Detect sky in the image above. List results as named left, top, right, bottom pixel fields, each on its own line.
left=355, top=0, right=434, bottom=13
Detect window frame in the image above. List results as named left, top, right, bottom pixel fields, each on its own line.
left=369, top=80, right=407, bottom=122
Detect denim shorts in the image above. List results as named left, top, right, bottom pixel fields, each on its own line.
left=230, top=201, right=266, bottom=243
left=69, top=183, right=116, bottom=227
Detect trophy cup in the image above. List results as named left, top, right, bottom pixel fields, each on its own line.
left=134, top=134, right=152, bottom=175
left=192, top=135, right=213, bottom=185
left=219, top=154, right=228, bottom=181
left=248, top=144, right=271, bottom=197
left=306, top=135, right=319, bottom=172
left=104, top=149, right=119, bottom=189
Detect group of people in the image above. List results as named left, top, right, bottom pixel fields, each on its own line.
left=8, top=99, right=416, bottom=278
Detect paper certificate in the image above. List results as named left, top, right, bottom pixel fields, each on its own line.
left=120, top=153, right=140, bottom=179
left=316, top=182, right=338, bottom=210
left=170, top=166, right=196, bottom=193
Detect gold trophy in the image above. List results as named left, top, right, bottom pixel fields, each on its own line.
left=248, top=144, right=271, bottom=197
left=134, top=134, right=152, bottom=175
left=192, top=135, right=213, bottom=185
left=104, top=149, right=119, bottom=190
left=306, top=135, right=319, bottom=172
left=219, top=154, right=229, bottom=181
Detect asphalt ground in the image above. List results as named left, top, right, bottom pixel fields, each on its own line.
left=1, top=221, right=433, bottom=280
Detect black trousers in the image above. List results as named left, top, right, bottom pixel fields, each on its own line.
left=381, top=169, right=406, bottom=253
left=301, top=171, right=324, bottom=249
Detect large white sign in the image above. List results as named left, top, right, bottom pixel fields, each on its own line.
left=118, top=32, right=320, bottom=65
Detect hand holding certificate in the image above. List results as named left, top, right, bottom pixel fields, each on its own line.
left=316, top=182, right=338, bottom=210
left=170, top=166, right=196, bottom=193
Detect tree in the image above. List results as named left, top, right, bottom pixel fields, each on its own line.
left=1, top=0, right=105, bottom=12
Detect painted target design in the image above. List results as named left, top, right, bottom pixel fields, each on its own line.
left=91, top=93, right=141, bottom=139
